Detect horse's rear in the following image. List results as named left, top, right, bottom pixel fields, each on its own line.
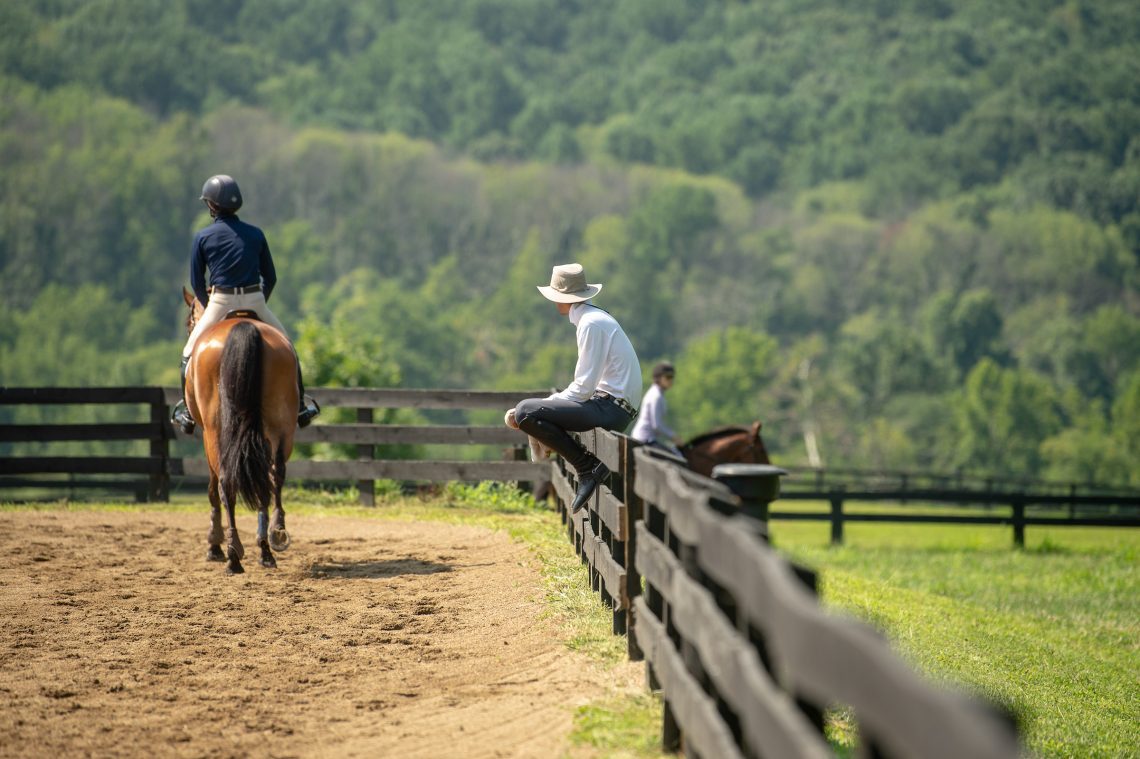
left=187, top=317, right=297, bottom=574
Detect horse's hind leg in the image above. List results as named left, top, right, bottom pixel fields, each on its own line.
left=268, top=447, right=290, bottom=552
left=206, top=473, right=225, bottom=562
left=221, top=477, right=245, bottom=575
left=257, top=507, right=276, bottom=569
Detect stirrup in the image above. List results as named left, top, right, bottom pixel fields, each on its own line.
left=171, top=400, right=196, bottom=435
left=297, top=396, right=320, bottom=429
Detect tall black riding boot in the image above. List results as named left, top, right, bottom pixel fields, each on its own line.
left=515, top=415, right=609, bottom=514
left=297, top=364, right=320, bottom=428
left=171, top=356, right=196, bottom=434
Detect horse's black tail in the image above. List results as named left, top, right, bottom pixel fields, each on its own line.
left=218, top=322, right=271, bottom=511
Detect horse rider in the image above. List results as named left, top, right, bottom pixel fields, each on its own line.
left=508, top=263, right=641, bottom=513
left=631, top=361, right=684, bottom=458
left=171, top=174, right=320, bottom=434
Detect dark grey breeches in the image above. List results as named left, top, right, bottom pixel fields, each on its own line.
left=514, top=396, right=631, bottom=474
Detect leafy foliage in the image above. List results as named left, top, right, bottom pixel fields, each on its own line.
left=2, top=0, right=1139, bottom=484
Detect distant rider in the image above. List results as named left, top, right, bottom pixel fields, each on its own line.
left=631, top=361, right=684, bottom=458
left=171, top=174, right=320, bottom=434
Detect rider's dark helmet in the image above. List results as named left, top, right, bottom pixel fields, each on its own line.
left=199, top=174, right=243, bottom=212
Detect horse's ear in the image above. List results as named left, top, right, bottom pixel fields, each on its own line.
left=750, top=420, right=763, bottom=441
left=183, top=287, right=194, bottom=307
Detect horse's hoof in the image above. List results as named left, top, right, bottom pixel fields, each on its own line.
left=269, top=529, right=291, bottom=552
left=206, top=545, right=226, bottom=562
left=226, top=561, right=245, bottom=575
left=261, top=556, right=277, bottom=569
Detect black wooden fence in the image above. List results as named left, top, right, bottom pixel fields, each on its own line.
left=775, top=465, right=1140, bottom=547
left=552, top=429, right=1023, bottom=759
left=0, top=386, right=548, bottom=503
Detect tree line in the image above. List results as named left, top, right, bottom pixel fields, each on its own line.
left=1, top=0, right=1138, bottom=485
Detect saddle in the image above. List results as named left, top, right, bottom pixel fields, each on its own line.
left=223, top=309, right=262, bottom=321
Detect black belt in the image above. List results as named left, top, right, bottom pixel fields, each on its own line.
left=594, top=392, right=637, bottom=417
left=211, top=284, right=261, bottom=295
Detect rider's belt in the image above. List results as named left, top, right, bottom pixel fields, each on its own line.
left=211, top=284, right=261, bottom=295
left=594, top=391, right=637, bottom=417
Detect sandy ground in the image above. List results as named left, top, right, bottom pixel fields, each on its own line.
left=0, top=508, right=638, bottom=758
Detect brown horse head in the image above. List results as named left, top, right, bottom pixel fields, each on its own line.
left=681, top=421, right=771, bottom=477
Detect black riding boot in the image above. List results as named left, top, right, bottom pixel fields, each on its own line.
left=297, top=364, right=320, bottom=428
left=515, top=415, right=609, bottom=514
left=171, top=356, right=196, bottom=435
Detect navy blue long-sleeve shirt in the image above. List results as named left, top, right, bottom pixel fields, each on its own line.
left=189, top=215, right=277, bottom=307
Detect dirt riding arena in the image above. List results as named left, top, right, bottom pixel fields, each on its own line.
left=0, top=508, right=639, bottom=758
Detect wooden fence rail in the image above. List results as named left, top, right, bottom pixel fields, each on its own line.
left=551, top=429, right=1023, bottom=759
left=0, top=386, right=550, bottom=504
left=775, top=481, right=1140, bottom=547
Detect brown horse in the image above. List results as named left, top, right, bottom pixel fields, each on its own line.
left=183, top=288, right=296, bottom=574
left=680, top=421, right=771, bottom=477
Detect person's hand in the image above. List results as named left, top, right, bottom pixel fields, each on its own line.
left=504, top=407, right=520, bottom=430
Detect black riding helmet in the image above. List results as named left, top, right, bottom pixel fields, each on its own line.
left=199, top=174, right=243, bottom=212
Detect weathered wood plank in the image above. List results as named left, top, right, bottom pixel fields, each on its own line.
left=551, top=465, right=574, bottom=507
left=0, top=387, right=165, bottom=405
left=0, top=456, right=163, bottom=475
left=633, top=597, right=746, bottom=759
left=660, top=543, right=831, bottom=759
left=581, top=518, right=627, bottom=609
left=633, top=452, right=727, bottom=544
left=698, top=517, right=1020, bottom=759
left=170, top=458, right=547, bottom=482
left=158, top=386, right=552, bottom=408
left=596, top=485, right=627, bottom=540
left=295, top=424, right=528, bottom=446
left=0, top=477, right=144, bottom=491
left=768, top=511, right=1140, bottom=528
left=299, top=387, right=551, bottom=410
left=778, top=490, right=1140, bottom=507
left=594, top=428, right=623, bottom=471
left=0, top=423, right=163, bottom=443
left=634, top=523, right=676, bottom=597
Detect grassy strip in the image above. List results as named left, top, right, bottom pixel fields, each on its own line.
left=771, top=520, right=1140, bottom=758
left=2, top=485, right=667, bottom=758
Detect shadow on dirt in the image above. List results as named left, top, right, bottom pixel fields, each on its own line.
left=308, top=557, right=452, bottom=579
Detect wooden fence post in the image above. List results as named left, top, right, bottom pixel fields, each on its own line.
left=711, top=463, right=787, bottom=528
left=830, top=491, right=844, bottom=545
left=1012, top=497, right=1026, bottom=548
left=623, top=436, right=644, bottom=661
left=357, top=407, right=374, bottom=506
left=148, top=398, right=170, bottom=502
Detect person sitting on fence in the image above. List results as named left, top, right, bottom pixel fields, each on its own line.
left=630, top=361, right=684, bottom=459
left=171, top=174, right=320, bottom=434
left=507, top=263, right=641, bottom=514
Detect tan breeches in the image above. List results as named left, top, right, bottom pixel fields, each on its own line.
left=182, top=291, right=291, bottom=358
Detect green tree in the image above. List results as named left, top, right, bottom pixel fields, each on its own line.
left=953, top=359, right=1063, bottom=477
left=668, top=327, right=779, bottom=439
left=924, top=288, right=1009, bottom=379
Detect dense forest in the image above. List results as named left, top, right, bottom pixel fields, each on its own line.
left=1, top=0, right=1139, bottom=485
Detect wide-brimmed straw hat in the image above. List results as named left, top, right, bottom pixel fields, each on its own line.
left=537, top=263, right=603, bottom=303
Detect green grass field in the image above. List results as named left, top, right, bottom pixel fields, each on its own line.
left=5, top=491, right=1135, bottom=757
left=770, top=512, right=1139, bottom=759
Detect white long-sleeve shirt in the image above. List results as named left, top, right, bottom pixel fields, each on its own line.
left=549, top=303, right=641, bottom=406
left=630, top=383, right=674, bottom=443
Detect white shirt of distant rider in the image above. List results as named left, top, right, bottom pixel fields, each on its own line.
left=548, top=302, right=641, bottom=408
left=631, top=382, right=674, bottom=444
